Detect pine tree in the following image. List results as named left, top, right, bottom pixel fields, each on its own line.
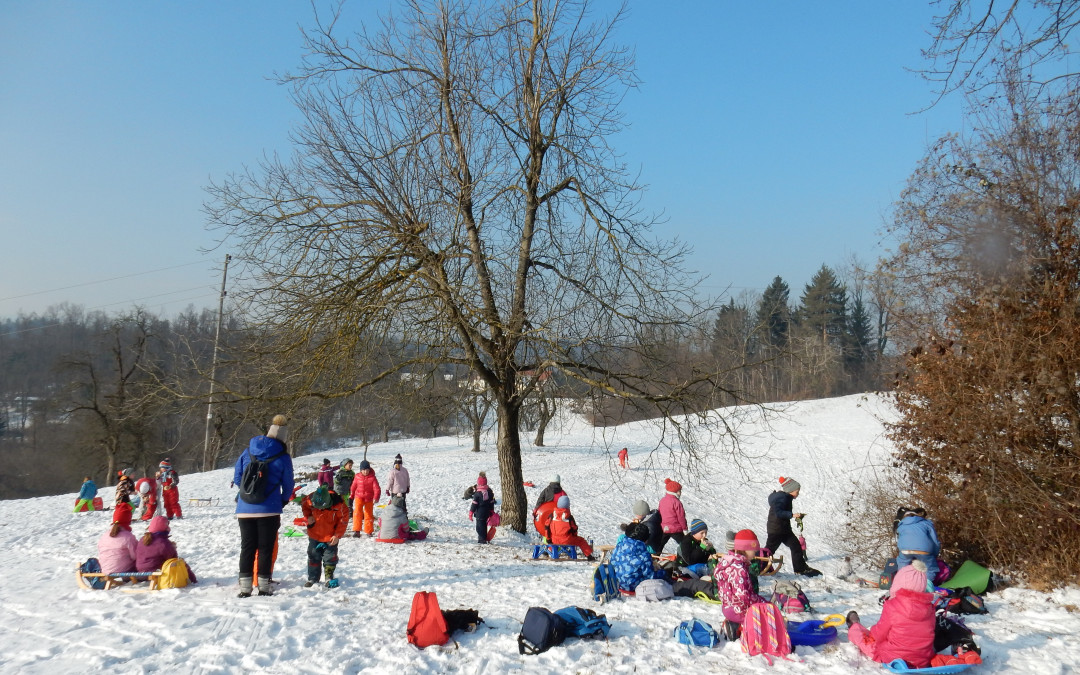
left=755, top=276, right=790, bottom=350
left=798, top=265, right=848, bottom=347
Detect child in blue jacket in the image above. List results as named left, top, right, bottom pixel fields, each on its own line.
left=895, top=507, right=941, bottom=583
left=75, top=476, right=98, bottom=512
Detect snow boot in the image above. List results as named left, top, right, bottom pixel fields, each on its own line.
left=304, top=581, right=316, bottom=588
left=799, top=567, right=822, bottom=578
left=238, top=575, right=253, bottom=598
left=257, top=576, right=273, bottom=596
left=845, top=611, right=860, bottom=628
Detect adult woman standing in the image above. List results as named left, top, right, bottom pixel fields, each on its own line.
left=234, top=415, right=294, bottom=597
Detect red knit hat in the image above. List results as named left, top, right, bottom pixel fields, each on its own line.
left=112, top=502, right=133, bottom=529
left=664, top=478, right=682, bottom=493
left=733, top=528, right=760, bottom=553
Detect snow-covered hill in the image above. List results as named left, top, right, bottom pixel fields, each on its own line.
left=1, top=394, right=1077, bottom=673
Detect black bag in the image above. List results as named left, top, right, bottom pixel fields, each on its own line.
left=933, top=613, right=973, bottom=653
left=442, top=609, right=482, bottom=634
left=879, top=558, right=899, bottom=590
left=943, top=586, right=989, bottom=615
left=518, top=607, right=567, bottom=655
left=238, top=448, right=287, bottom=504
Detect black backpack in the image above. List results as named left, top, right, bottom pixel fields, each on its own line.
left=518, top=607, right=567, bottom=655
left=238, top=448, right=287, bottom=504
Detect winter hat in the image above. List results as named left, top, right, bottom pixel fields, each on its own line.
left=112, top=502, right=133, bottom=528
left=891, top=560, right=929, bottom=597
left=476, top=475, right=488, bottom=488
left=780, top=476, right=801, bottom=494
left=310, top=485, right=332, bottom=510
left=550, top=474, right=561, bottom=485
left=266, top=414, right=287, bottom=441
left=394, top=454, right=403, bottom=466
left=689, top=519, right=708, bottom=536
left=343, top=459, right=353, bottom=467
left=724, top=530, right=736, bottom=551
left=632, top=500, right=650, bottom=517
left=733, top=529, right=760, bottom=554
left=557, top=495, right=570, bottom=509
left=391, top=494, right=406, bottom=508
left=664, top=478, right=682, bottom=494
left=148, top=515, right=170, bottom=534
left=138, top=481, right=151, bottom=495
left=359, top=460, right=371, bottom=470
left=627, top=522, right=650, bottom=542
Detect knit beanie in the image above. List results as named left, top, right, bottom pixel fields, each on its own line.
left=779, top=476, right=801, bottom=494
left=394, top=454, right=403, bottom=465
left=138, top=481, right=151, bottom=495
left=632, top=500, right=650, bottom=517
left=113, top=502, right=133, bottom=529
left=724, top=530, right=736, bottom=551
left=733, top=528, right=760, bottom=553
left=267, top=414, right=287, bottom=441
left=891, top=559, right=929, bottom=597
left=664, top=478, right=682, bottom=494
left=689, top=519, right=708, bottom=535
left=556, top=495, right=570, bottom=509
left=550, top=474, right=561, bottom=485
left=476, top=475, right=488, bottom=488
left=359, top=460, right=371, bottom=470
left=148, top=515, right=170, bottom=534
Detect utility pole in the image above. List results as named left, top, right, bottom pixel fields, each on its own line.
left=202, top=254, right=231, bottom=472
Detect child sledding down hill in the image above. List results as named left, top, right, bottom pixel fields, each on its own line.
left=532, top=474, right=566, bottom=541
left=378, top=495, right=428, bottom=542
left=468, top=473, right=496, bottom=544
left=846, top=560, right=937, bottom=668
left=300, top=485, right=349, bottom=587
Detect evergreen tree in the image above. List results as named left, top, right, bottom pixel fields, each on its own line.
left=845, top=293, right=875, bottom=387
left=755, top=276, right=790, bottom=350
left=798, top=265, right=848, bottom=347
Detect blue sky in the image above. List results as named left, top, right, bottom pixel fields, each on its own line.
left=0, top=1, right=962, bottom=318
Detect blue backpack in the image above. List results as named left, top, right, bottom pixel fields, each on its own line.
left=79, top=557, right=106, bottom=589
left=592, top=563, right=619, bottom=603
left=554, top=606, right=612, bottom=639
left=674, top=618, right=720, bottom=653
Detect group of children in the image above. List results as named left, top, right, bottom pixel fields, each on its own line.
left=96, top=500, right=197, bottom=582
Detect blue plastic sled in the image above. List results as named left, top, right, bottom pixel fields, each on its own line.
left=787, top=620, right=837, bottom=647
left=883, top=658, right=976, bottom=674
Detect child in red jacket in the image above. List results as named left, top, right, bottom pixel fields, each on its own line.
left=301, top=485, right=350, bottom=587
left=349, top=460, right=381, bottom=536
left=847, top=560, right=936, bottom=668
left=550, top=496, right=594, bottom=559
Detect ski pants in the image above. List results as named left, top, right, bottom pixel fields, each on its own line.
left=306, top=539, right=339, bottom=582
left=764, top=528, right=809, bottom=574
left=848, top=623, right=878, bottom=659
left=896, top=552, right=939, bottom=585
left=551, top=533, right=593, bottom=557
left=659, top=531, right=685, bottom=554
left=239, top=515, right=280, bottom=579
left=353, top=500, right=375, bottom=535
left=74, top=499, right=94, bottom=513
left=162, top=487, right=182, bottom=519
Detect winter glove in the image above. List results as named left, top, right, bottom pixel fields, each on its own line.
left=230, top=481, right=235, bottom=488
left=468, top=511, right=473, bottom=521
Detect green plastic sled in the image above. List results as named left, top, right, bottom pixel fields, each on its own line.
left=940, top=560, right=993, bottom=594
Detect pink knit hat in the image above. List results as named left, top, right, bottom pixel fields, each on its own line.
left=890, top=560, right=929, bottom=597
left=476, top=475, right=488, bottom=487
left=148, top=515, right=170, bottom=534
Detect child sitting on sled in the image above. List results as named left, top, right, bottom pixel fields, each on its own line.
left=300, top=485, right=349, bottom=587
left=550, top=495, right=594, bottom=560
left=98, top=502, right=137, bottom=574
left=846, top=560, right=936, bottom=668
left=136, top=516, right=197, bottom=581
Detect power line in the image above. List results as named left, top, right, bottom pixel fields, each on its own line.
left=0, top=261, right=209, bottom=303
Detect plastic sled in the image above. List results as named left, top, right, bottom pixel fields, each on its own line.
left=940, top=561, right=993, bottom=594
left=375, top=537, right=406, bottom=544
left=787, top=619, right=838, bottom=647
left=883, top=658, right=976, bottom=674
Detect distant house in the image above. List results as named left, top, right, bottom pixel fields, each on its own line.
left=516, top=369, right=551, bottom=393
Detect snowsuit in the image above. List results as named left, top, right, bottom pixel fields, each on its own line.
left=764, top=490, right=810, bottom=574
left=848, top=588, right=936, bottom=668
left=635, top=509, right=665, bottom=554
left=714, top=552, right=767, bottom=623
left=618, top=448, right=629, bottom=469
left=469, top=485, right=496, bottom=543
left=75, top=479, right=98, bottom=512
left=301, top=492, right=349, bottom=584
left=135, top=533, right=178, bottom=572
left=234, top=434, right=294, bottom=579
left=895, top=515, right=941, bottom=583
left=159, top=468, right=182, bottom=519
left=610, top=535, right=666, bottom=592
left=317, top=464, right=335, bottom=488
left=134, top=477, right=158, bottom=521
left=658, top=490, right=687, bottom=552
left=350, top=471, right=381, bottom=535
left=378, top=500, right=410, bottom=541
left=97, top=528, right=137, bottom=574
left=386, top=465, right=410, bottom=509
left=334, top=468, right=355, bottom=510
left=550, top=506, right=593, bottom=556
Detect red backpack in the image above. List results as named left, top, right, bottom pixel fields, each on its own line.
left=406, top=591, right=450, bottom=648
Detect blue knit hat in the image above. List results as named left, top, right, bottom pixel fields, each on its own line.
left=689, top=519, right=708, bottom=535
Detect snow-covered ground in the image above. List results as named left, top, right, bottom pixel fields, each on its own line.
left=2, top=393, right=1077, bottom=674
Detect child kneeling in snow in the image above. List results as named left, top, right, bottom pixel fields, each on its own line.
left=136, top=516, right=197, bottom=581
left=846, top=560, right=936, bottom=668
left=301, top=485, right=349, bottom=587
left=549, top=495, right=594, bottom=560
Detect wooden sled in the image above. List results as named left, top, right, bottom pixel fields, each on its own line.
left=755, top=554, right=784, bottom=576
left=77, top=569, right=162, bottom=591
left=187, top=497, right=216, bottom=507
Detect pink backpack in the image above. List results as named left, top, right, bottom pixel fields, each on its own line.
left=740, top=602, right=793, bottom=663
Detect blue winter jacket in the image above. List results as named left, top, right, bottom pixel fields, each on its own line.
left=896, top=515, right=941, bottom=557
left=78, top=480, right=98, bottom=500
left=610, top=536, right=665, bottom=592
left=233, top=436, right=294, bottom=516
left=766, top=490, right=795, bottom=534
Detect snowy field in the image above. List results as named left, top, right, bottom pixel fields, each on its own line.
left=2, top=394, right=1078, bottom=674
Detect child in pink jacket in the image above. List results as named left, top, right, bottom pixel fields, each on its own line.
left=714, top=529, right=767, bottom=625
left=97, top=502, right=137, bottom=574
left=658, top=478, right=687, bottom=552
left=847, top=560, right=936, bottom=668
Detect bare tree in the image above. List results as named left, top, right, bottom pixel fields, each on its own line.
left=207, top=0, right=732, bottom=532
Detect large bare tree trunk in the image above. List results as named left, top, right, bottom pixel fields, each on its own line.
left=496, top=403, right=528, bottom=533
